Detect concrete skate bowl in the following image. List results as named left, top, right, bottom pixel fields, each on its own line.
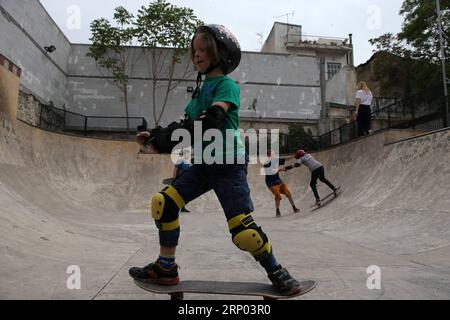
left=1, top=62, right=450, bottom=299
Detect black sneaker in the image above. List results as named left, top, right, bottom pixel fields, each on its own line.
left=129, top=260, right=179, bottom=286
left=268, top=266, right=301, bottom=296
left=276, top=209, right=281, bottom=217
left=293, top=206, right=300, bottom=213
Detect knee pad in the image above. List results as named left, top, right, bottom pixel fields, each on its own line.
left=151, top=186, right=186, bottom=231
left=228, top=214, right=271, bottom=261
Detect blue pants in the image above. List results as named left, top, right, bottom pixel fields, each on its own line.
left=160, top=163, right=254, bottom=247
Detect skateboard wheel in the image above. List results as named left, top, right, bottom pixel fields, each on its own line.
left=170, top=292, right=184, bottom=300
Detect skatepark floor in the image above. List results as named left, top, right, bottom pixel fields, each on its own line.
left=1, top=66, right=450, bottom=300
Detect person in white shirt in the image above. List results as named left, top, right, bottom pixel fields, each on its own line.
left=263, top=150, right=300, bottom=217
left=354, top=81, right=373, bottom=137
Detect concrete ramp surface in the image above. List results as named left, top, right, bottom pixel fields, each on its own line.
left=1, top=64, right=450, bottom=299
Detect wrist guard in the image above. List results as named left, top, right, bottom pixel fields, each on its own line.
left=139, top=105, right=227, bottom=154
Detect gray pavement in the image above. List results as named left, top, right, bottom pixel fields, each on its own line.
left=1, top=65, right=450, bottom=299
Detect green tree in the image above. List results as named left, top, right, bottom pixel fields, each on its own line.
left=87, top=6, right=140, bottom=134
left=135, top=0, right=203, bottom=126
left=286, top=124, right=319, bottom=153
left=370, top=0, right=449, bottom=62
left=369, top=0, right=449, bottom=97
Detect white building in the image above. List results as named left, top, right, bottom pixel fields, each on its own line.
left=261, top=22, right=357, bottom=132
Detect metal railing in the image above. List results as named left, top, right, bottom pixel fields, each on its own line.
left=38, top=104, right=147, bottom=140
left=280, top=132, right=320, bottom=154
left=286, top=33, right=351, bottom=48
left=316, top=95, right=448, bottom=150
left=31, top=95, right=448, bottom=148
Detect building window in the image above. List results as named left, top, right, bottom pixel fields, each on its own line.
left=327, top=62, right=341, bottom=79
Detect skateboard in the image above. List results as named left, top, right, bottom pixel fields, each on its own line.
left=162, top=177, right=173, bottom=185
left=134, top=279, right=317, bottom=300
left=311, top=187, right=341, bottom=210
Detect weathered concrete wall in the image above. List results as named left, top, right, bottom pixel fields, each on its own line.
left=326, top=65, right=357, bottom=106
left=0, top=0, right=70, bottom=106
left=1, top=1, right=323, bottom=131
left=17, top=90, right=41, bottom=126
left=323, top=53, right=351, bottom=81
left=68, top=45, right=322, bottom=128
left=261, top=22, right=298, bottom=54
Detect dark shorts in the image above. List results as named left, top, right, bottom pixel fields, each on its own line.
left=172, top=163, right=254, bottom=221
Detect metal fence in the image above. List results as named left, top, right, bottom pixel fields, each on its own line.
left=316, top=95, right=448, bottom=150
left=30, top=96, right=449, bottom=147
left=38, top=104, right=147, bottom=140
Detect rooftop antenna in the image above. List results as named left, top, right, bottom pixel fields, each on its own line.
left=275, top=11, right=294, bottom=42
left=275, top=11, right=294, bottom=25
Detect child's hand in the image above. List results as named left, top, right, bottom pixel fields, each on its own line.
left=136, top=131, right=158, bottom=154
left=135, top=131, right=150, bottom=145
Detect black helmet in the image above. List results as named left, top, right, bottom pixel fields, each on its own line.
left=195, top=24, right=241, bottom=75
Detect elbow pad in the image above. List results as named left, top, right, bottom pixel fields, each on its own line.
left=201, top=105, right=227, bottom=131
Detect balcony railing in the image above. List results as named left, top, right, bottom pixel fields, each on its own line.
left=286, top=33, right=352, bottom=48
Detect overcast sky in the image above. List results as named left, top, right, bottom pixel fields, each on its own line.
left=39, top=0, right=405, bottom=66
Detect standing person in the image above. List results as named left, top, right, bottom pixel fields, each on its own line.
left=354, top=81, right=373, bottom=137
left=263, top=150, right=300, bottom=217
left=293, top=149, right=338, bottom=207
left=172, top=149, right=192, bottom=213
left=130, top=25, right=301, bottom=296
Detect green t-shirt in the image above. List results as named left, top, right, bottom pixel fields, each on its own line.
left=184, top=75, right=245, bottom=163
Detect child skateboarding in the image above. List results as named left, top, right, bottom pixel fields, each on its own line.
left=291, top=149, right=338, bottom=207
left=129, top=24, right=301, bottom=296
left=263, top=150, right=300, bottom=217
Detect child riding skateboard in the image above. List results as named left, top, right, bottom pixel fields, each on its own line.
left=129, top=25, right=301, bottom=296
left=290, top=149, right=338, bottom=207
